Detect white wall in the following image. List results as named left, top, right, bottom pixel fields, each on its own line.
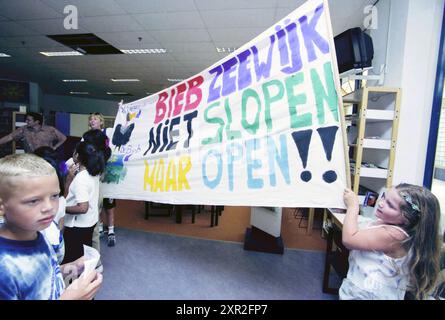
left=69, top=113, right=91, bottom=137
left=371, top=0, right=444, bottom=185
left=43, top=94, right=119, bottom=117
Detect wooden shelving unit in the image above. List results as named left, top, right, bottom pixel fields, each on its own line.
left=343, top=86, right=402, bottom=195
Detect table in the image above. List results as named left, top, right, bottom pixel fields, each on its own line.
left=307, top=208, right=315, bottom=234
left=322, top=208, right=348, bottom=294
left=322, top=208, right=375, bottom=294
left=307, top=208, right=326, bottom=235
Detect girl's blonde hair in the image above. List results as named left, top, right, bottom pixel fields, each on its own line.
left=396, top=183, right=442, bottom=299
left=88, top=112, right=105, bottom=129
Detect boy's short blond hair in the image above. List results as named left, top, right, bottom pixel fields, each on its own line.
left=88, top=112, right=105, bottom=129
left=0, top=154, right=56, bottom=197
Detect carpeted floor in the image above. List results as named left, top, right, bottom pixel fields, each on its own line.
left=113, top=200, right=327, bottom=251
left=95, top=227, right=339, bottom=300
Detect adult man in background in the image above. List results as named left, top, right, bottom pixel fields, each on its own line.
left=0, top=112, right=66, bottom=153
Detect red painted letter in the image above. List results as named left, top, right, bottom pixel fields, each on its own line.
left=185, top=75, right=204, bottom=112
left=154, top=91, right=168, bottom=124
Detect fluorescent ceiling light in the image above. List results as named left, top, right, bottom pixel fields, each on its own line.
left=110, top=78, right=140, bottom=82
left=107, top=92, right=129, bottom=95
left=121, top=49, right=167, bottom=54
left=0, top=53, right=11, bottom=57
left=216, top=47, right=237, bottom=53
left=70, top=91, right=89, bottom=95
left=75, top=47, right=87, bottom=54
left=40, top=51, right=83, bottom=57
left=167, top=78, right=184, bottom=82
left=63, top=79, right=88, bottom=82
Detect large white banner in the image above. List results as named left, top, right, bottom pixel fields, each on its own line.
left=102, top=0, right=348, bottom=208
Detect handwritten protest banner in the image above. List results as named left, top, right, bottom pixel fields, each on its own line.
left=102, top=0, right=349, bottom=208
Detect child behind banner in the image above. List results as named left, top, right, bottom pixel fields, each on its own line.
left=63, top=141, right=106, bottom=264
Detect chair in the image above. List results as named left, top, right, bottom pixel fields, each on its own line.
left=294, top=208, right=323, bottom=235
left=293, top=208, right=308, bottom=227
left=322, top=223, right=349, bottom=294
left=144, top=202, right=173, bottom=220
left=173, top=205, right=197, bottom=224
left=210, top=205, right=224, bottom=227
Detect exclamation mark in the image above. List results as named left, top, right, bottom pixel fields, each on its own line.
left=316, top=126, right=338, bottom=183
left=291, top=129, right=312, bottom=182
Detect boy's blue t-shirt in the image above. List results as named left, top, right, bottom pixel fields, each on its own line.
left=0, top=232, right=65, bottom=300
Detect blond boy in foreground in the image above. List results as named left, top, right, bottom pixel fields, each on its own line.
left=0, top=154, right=102, bottom=300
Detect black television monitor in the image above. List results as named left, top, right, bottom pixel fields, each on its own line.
left=334, top=27, right=374, bottom=74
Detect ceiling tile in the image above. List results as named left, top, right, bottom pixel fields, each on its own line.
left=0, top=0, right=62, bottom=20
left=151, top=29, right=211, bottom=43
left=115, top=0, right=196, bottom=14
left=0, top=36, right=65, bottom=49
left=160, top=42, right=215, bottom=53
left=200, top=9, right=275, bottom=29
left=130, top=58, right=180, bottom=69
left=208, top=27, right=263, bottom=43
left=170, top=51, right=220, bottom=63
left=133, top=11, right=205, bottom=30
left=95, top=31, right=159, bottom=48
left=276, top=0, right=307, bottom=8
left=129, top=53, right=177, bottom=64
left=274, top=7, right=299, bottom=22
left=0, top=21, right=40, bottom=37
left=41, top=0, right=127, bottom=17
left=177, top=59, right=220, bottom=69
left=80, top=15, right=144, bottom=33
left=195, top=0, right=277, bottom=11
left=18, top=19, right=90, bottom=36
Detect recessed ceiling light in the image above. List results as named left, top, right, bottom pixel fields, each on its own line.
left=110, top=78, right=140, bottom=82
left=107, top=92, right=130, bottom=95
left=0, top=53, right=11, bottom=57
left=121, top=49, right=167, bottom=54
left=216, top=47, right=237, bottom=53
left=63, top=79, right=88, bottom=82
left=75, top=47, right=87, bottom=54
left=40, top=51, right=83, bottom=57
left=70, top=91, right=89, bottom=95
left=167, top=78, right=184, bottom=82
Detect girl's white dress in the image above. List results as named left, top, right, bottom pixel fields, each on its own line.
left=339, top=218, right=411, bottom=300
